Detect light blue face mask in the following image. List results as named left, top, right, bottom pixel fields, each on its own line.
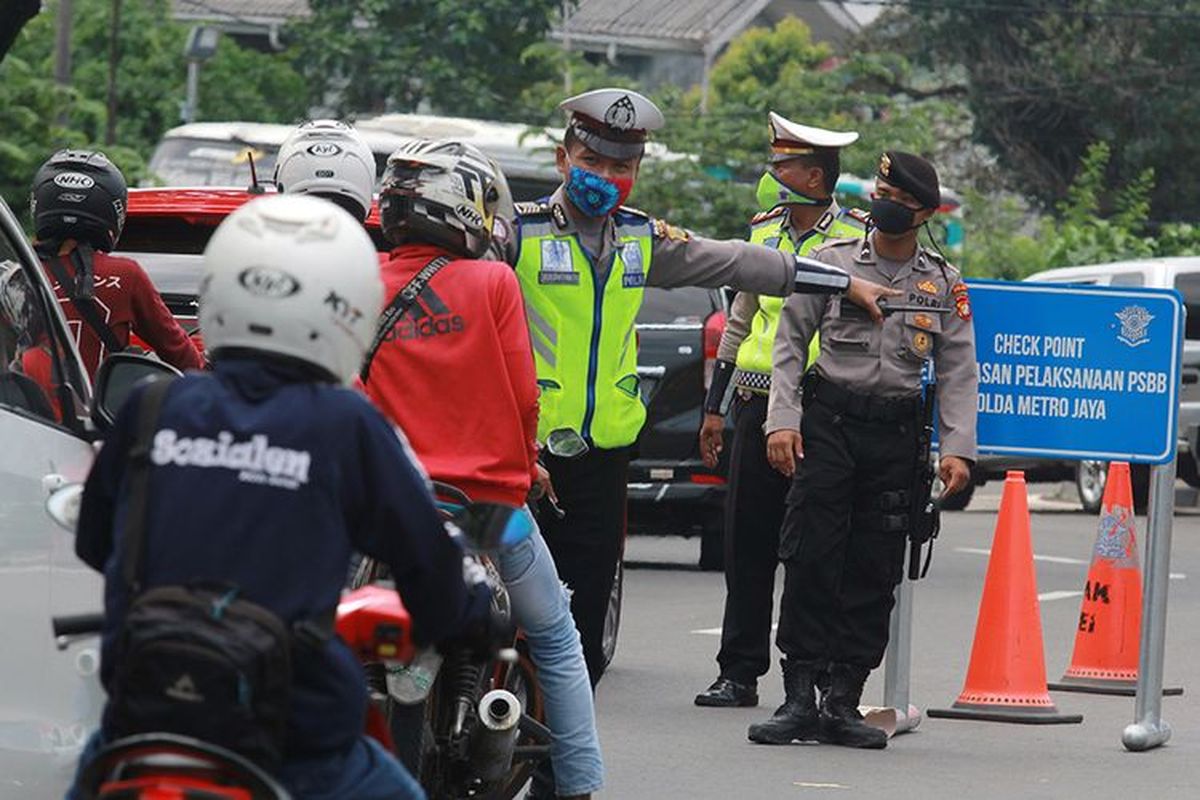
left=755, top=170, right=830, bottom=212
left=565, top=166, right=625, bottom=217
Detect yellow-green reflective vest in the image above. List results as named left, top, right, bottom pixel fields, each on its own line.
left=515, top=208, right=654, bottom=449
left=735, top=210, right=865, bottom=379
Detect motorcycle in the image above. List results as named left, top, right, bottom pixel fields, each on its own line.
left=52, top=493, right=537, bottom=800
left=350, top=482, right=554, bottom=800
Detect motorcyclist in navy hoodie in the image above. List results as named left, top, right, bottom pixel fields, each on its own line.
left=69, top=194, right=489, bottom=799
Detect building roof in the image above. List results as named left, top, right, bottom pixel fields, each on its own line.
left=172, top=0, right=310, bottom=26
left=552, top=0, right=880, bottom=53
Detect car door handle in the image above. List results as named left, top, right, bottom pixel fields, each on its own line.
left=638, top=366, right=666, bottom=378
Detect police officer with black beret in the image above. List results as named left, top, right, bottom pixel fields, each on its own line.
left=749, top=152, right=978, bottom=750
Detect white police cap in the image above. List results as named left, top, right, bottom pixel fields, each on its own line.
left=558, top=88, right=665, bottom=159
left=768, top=111, right=859, bottom=162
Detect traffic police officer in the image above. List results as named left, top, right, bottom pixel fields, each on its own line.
left=508, top=88, right=898, bottom=691
left=749, top=152, right=977, bottom=749
left=695, top=112, right=866, bottom=709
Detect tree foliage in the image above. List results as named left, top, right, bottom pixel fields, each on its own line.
left=890, top=0, right=1200, bottom=222
left=959, top=142, right=1200, bottom=279
left=292, top=0, right=567, bottom=120
left=0, top=0, right=306, bottom=211
left=631, top=18, right=965, bottom=240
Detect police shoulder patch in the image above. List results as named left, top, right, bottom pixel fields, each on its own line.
left=652, top=218, right=690, bottom=242
left=842, top=207, right=870, bottom=227
left=749, top=206, right=787, bottom=226
left=514, top=201, right=552, bottom=217
left=615, top=204, right=651, bottom=221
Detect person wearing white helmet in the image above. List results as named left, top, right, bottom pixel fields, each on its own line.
left=362, top=139, right=603, bottom=799
left=274, top=120, right=377, bottom=221
left=69, top=194, right=493, bottom=800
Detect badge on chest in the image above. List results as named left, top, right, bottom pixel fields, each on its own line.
left=538, top=240, right=580, bottom=285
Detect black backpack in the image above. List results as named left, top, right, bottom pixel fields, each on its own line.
left=106, top=377, right=325, bottom=768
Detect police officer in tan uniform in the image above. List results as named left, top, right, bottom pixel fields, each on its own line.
left=694, top=113, right=866, bottom=709
left=748, top=152, right=977, bottom=750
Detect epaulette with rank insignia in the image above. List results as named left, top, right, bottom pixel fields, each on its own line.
left=749, top=206, right=787, bottom=226
left=840, top=207, right=869, bottom=229
left=514, top=201, right=552, bottom=217
left=652, top=218, right=691, bottom=242
left=614, top=205, right=652, bottom=224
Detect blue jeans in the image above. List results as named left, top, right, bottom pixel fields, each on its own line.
left=67, top=731, right=424, bottom=800
left=500, top=520, right=604, bottom=796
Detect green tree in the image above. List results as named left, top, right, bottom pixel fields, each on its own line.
left=0, top=0, right=306, bottom=210
left=889, top=0, right=1200, bottom=222
left=631, top=18, right=965, bottom=240
left=292, top=0, right=567, bottom=120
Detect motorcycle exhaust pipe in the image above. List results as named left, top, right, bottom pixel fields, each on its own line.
left=468, top=688, right=522, bottom=783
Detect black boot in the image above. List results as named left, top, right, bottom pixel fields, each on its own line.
left=747, top=659, right=822, bottom=744
left=818, top=663, right=888, bottom=749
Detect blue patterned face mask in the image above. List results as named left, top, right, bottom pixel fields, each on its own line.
left=565, top=166, right=630, bottom=217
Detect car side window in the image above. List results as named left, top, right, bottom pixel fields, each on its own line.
left=1173, top=272, right=1200, bottom=341
left=1109, top=272, right=1145, bottom=286
left=0, top=235, right=85, bottom=426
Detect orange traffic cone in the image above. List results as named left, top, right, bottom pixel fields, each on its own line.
left=1048, top=463, right=1183, bottom=696
left=928, top=472, right=1082, bottom=724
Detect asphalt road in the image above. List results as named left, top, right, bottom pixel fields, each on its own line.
left=595, top=486, right=1200, bottom=799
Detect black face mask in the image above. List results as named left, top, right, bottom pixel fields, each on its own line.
left=870, top=197, right=920, bottom=234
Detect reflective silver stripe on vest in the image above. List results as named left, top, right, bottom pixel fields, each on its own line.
left=733, top=368, right=771, bottom=393
left=526, top=303, right=557, bottom=347
left=531, top=333, right=556, bottom=368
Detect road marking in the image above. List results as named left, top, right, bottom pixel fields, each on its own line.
left=955, top=546, right=1087, bottom=565
left=955, top=547, right=1187, bottom=579
left=1039, top=590, right=1083, bottom=602
left=793, top=782, right=847, bottom=790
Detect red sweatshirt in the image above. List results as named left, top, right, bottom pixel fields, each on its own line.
left=40, top=244, right=204, bottom=379
left=363, top=245, right=540, bottom=507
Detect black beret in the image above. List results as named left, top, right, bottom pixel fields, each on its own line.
left=877, top=151, right=940, bottom=209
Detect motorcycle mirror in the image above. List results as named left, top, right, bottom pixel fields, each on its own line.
left=455, top=503, right=534, bottom=552
left=45, top=483, right=84, bottom=532
left=544, top=428, right=588, bottom=459
left=91, top=352, right=182, bottom=430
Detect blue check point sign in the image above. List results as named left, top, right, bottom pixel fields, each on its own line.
left=967, top=280, right=1184, bottom=464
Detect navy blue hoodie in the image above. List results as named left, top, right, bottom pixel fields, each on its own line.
left=76, top=356, right=485, bottom=756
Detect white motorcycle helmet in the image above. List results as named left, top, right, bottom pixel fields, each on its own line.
left=200, top=195, right=383, bottom=384
left=274, top=120, right=376, bottom=221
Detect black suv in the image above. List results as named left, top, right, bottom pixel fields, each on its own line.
left=627, top=286, right=730, bottom=569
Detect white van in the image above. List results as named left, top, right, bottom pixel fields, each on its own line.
left=971, top=257, right=1200, bottom=511
left=146, top=115, right=569, bottom=201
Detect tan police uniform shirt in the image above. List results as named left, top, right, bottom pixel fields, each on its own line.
left=765, top=234, right=979, bottom=461
left=513, top=187, right=795, bottom=296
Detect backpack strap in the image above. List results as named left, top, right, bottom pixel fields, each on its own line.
left=121, top=377, right=176, bottom=594
left=359, top=255, right=452, bottom=383
left=44, top=247, right=125, bottom=355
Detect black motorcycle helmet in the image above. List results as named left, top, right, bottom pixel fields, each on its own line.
left=30, top=150, right=128, bottom=251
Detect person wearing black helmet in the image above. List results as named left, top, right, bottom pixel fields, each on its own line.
left=30, top=150, right=204, bottom=379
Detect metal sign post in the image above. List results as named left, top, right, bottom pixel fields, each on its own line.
left=1123, top=461, right=1180, bottom=750
left=883, top=577, right=921, bottom=733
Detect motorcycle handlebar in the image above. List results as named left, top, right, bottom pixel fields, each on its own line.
left=53, top=613, right=105, bottom=638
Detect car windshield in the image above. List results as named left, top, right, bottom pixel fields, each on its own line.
left=146, top=137, right=279, bottom=188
